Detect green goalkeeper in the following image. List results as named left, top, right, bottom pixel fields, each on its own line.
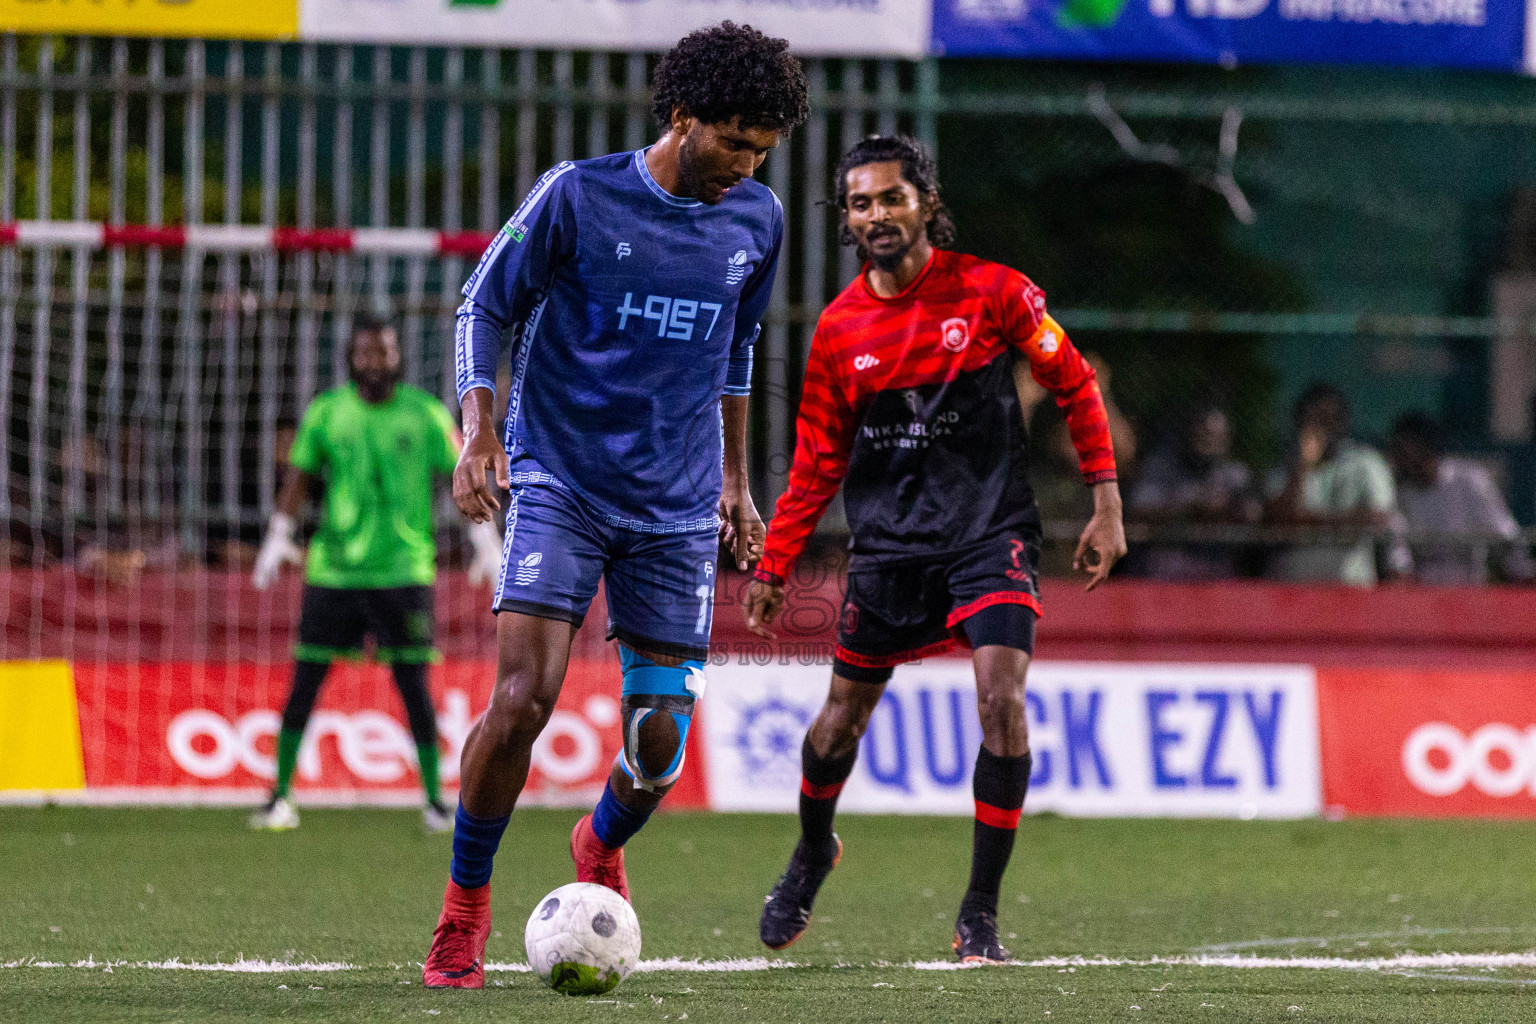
left=249, top=316, right=503, bottom=833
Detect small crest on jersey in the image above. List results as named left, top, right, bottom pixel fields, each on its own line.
left=726, top=249, right=751, bottom=286
left=939, top=317, right=970, bottom=353
left=1023, top=283, right=1047, bottom=318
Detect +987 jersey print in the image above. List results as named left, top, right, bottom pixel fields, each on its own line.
left=455, top=149, right=783, bottom=656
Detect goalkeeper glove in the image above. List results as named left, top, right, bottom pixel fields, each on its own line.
left=252, top=513, right=305, bottom=590
left=466, top=519, right=503, bottom=588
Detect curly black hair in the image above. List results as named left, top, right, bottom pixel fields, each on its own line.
left=834, top=135, right=956, bottom=252
left=651, top=22, right=809, bottom=134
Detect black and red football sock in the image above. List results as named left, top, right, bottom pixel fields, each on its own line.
left=799, top=734, right=857, bottom=860
left=963, top=746, right=1033, bottom=916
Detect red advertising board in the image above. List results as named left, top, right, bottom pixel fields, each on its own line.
left=1317, top=667, right=1536, bottom=818
left=69, top=658, right=708, bottom=808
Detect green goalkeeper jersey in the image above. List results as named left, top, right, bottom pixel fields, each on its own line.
left=288, top=382, right=461, bottom=589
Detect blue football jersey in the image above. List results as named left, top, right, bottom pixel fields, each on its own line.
left=455, top=149, right=784, bottom=533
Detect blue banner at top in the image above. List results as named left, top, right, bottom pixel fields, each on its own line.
left=931, top=0, right=1528, bottom=72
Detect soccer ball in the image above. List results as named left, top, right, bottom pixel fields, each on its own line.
left=524, top=882, right=641, bottom=996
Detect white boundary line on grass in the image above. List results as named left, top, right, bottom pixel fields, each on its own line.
left=8, top=952, right=1536, bottom=976
left=1192, top=927, right=1514, bottom=953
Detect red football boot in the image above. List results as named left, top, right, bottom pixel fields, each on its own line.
left=422, top=878, right=492, bottom=988
left=570, top=813, right=630, bottom=901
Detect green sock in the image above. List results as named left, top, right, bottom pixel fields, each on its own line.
left=417, top=743, right=441, bottom=805
left=274, top=727, right=304, bottom=800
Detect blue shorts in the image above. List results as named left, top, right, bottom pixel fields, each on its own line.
left=494, top=474, right=718, bottom=660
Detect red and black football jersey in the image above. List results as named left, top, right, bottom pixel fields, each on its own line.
left=757, top=249, right=1116, bottom=583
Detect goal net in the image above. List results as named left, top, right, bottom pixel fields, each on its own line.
left=0, top=228, right=641, bottom=806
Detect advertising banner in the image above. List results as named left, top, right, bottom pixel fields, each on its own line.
left=67, top=659, right=709, bottom=808
left=0, top=0, right=297, bottom=39
left=300, top=0, right=931, bottom=57
left=1317, top=667, right=1536, bottom=818
left=931, top=0, right=1526, bottom=71
left=34, top=653, right=1536, bottom=821
left=702, top=659, right=1322, bottom=818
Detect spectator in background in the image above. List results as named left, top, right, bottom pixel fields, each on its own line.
left=1388, top=413, right=1535, bottom=586
left=1129, top=404, right=1259, bottom=580
left=1023, top=351, right=1137, bottom=575
left=1265, top=383, right=1404, bottom=587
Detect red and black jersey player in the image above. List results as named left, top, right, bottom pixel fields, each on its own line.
left=741, top=136, right=1127, bottom=964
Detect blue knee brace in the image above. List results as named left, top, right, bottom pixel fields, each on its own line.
left=617, top=646, right=706, bottom=792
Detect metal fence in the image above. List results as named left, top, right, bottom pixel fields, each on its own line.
left=3, top=34, right=1535, bottom=592
left=0, top=36, right=934, bottom=553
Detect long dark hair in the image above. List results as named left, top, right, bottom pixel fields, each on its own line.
left=833, top=135, right=956, bottom=258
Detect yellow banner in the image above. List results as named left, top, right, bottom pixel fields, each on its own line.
left=0, top=659, right=85, bottom=791
left=0, top=0, right=297, bottom=40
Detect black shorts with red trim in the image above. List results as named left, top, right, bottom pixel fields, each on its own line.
left=833, top=532, right=1041, bottom=683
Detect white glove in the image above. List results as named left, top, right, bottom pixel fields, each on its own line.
left=252, top=513, right=305, bottom=590
left=466, top=519, right=504, bottom=588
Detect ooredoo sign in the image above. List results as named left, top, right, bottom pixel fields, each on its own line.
left=1317, top=668, right=1536, bottom=817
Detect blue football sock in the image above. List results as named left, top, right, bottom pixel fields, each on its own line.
left=449, top=803, right=510, bottom=889
left=590, top=779, right=653, bottom=849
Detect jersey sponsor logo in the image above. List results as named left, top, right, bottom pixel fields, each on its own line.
left=726, top=249, right=750, bottom=286
left=513, top=551, right=543, bottom=586
left=853, top=353, right=881, bottom=371
left=1038, top=328, right=1060, bottom=354
left=939, top=316, right=971, bottom=353
left=616, top=242, right=632, bottom=260
left=615, top=292, right=725, bottom=341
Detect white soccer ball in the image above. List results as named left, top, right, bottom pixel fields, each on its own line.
left=524, top=882, right=641, bottom=996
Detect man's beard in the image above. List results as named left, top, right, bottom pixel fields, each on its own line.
left=675, top=135, right=708, bottom=200
left=353, top=366, right=402, bottom=399
left=862, top=227, right=914, bottom=272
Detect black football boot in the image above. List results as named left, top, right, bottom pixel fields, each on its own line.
left=953, top=904, right=1011, bottom=964
left=759, top=835, right=843, bottom=950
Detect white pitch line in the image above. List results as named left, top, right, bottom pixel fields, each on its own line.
left=906, top=952, right=1536, bottom=972
left=7, top=952, right=1536, bottom=977
left=3, top=957, right=354, bottom=973
left=1192, top=926, right=1513, bottom=953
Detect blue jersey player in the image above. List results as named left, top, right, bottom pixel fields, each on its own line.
left=424, top=23, right=808, bottom=989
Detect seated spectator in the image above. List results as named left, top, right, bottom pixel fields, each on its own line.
left=1025, top=351, right=1137, bottom=575
left=1388, top=413, right=1535, bottom=586
left=1265, top=383, right=1404, bottom=587
left=1129, top=404, right=1259, bottom=580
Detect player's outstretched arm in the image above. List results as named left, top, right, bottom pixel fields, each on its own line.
left=252, top=468, right=313, bottom=589
left=1074, top=480, right=1128, bottom=591
left=453, top=387, right=509, bottom=525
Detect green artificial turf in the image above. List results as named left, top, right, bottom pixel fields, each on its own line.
left=2, top=808, right=1535, bottom=1022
